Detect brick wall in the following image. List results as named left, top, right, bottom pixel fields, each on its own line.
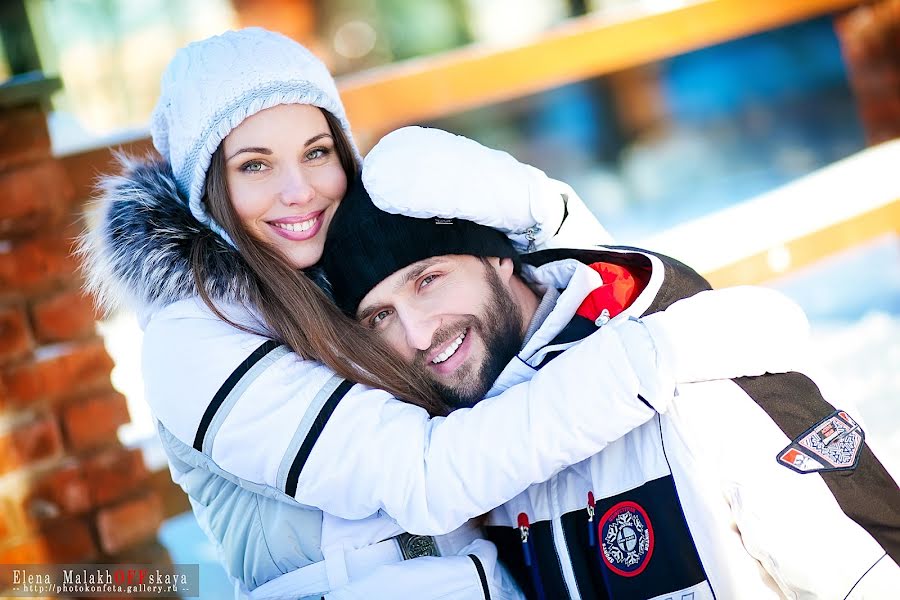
left=836, top=0, right=900, bottom=145
left=0, top=96, right=169, bottom=590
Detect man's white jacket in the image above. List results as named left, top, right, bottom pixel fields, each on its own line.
left=481, top=247, right=900, bottom=600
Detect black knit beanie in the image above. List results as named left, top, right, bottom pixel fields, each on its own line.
left=321, top=175, right=519, bottom=316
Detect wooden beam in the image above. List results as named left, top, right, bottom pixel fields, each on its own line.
left=703, top=199, right=900, bottom=288
left=641, top=139, right=900, bottom=286
left=338, top=0, right=863, bottom=134
left=61, top=0, right=861, bottom=199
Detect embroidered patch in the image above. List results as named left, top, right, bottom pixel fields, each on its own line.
left=777, top=410, right=864, bottom=474
left=599, top=500, right=655, bottom=577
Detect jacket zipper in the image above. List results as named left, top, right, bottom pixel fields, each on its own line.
left=549, top=474, right=582, bottom=599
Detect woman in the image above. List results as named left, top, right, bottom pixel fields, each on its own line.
left=81, top=28, right=808, bottom=598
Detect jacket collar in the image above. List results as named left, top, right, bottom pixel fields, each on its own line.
left=487, top=251, right=666, bottom=397
left=79, top=155, right=255, bottom=319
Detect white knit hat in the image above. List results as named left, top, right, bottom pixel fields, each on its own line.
left=150, top=27, right=359, bottom=239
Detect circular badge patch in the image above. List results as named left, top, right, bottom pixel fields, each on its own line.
left=598, top=500, right=654, bottom=577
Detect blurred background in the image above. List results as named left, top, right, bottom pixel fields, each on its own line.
left=0, top=0, right=897, bottom=598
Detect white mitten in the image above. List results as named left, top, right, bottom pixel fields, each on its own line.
left=639, top=286, right=811, bottom=384
left=363, top=126, right=569, bottom=250
left=543, top=178, right=614, bottom=249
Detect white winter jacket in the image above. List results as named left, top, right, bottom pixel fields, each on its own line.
left=481, top=248, right=900, bottom=600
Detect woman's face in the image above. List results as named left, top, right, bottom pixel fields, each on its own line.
left=223, top=104, right=348, bottom=269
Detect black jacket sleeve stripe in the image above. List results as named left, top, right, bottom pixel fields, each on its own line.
left=193, top=339, right=282, bottom=451
left=735, top=372, right=900, bottom=564
left=284, top=378, right=356, bottom=497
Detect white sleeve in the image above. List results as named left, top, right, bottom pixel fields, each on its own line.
left=673, top=378, right=900, bottom=599
left=144, top=302, right=673, bottom=535
left=296, top=316, right=672, bottom=534
left=363, top=126, right=611, bottom=251
left=641, top=286, right=812, bottom=383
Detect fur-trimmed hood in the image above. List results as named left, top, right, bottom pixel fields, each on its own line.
left=79, top=155, right=254, bottom=316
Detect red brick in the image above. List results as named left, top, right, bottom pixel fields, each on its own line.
left=0, top=517, right=96, bottom=565
left=0, top=378, right=9, bottom=411
left=95, top=492, right=163, bottom=555
left=112, top=538, right=173, bottom=566
left=0, top=415, right=64, bottom=476
left=0, top=105, right=51, bottom=172
left=0, top=497, right=24, bottom=538
left=60, top=392, right=131, bottom=451
left=0, top=304, right=33, bottom=366
left=83, top=447, right=148, bottom=507
left=21, top=463, right=91, bottom=522
left=0, top=160, right=71, bottom=237
left=3, top=339, right=114, bottom=407
left=29, top=288, right=98, bottom=343
left=0, top=234, right=79, bottom=297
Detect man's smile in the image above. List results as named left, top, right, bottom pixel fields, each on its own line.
left=426, top=327, right=475, bottom=377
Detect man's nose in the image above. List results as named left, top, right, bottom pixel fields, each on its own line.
left=399, top=307, right=440, bottom=353
left=277, top=167, right=315, bottom=205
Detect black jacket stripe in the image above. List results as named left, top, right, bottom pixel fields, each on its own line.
left=468, top=554, right=492, bottom=600
left=284, top=379, right=355, bottom=497
left=735, top=373, right=900, bottom=564
left=193, top=339, right=282, bottom=451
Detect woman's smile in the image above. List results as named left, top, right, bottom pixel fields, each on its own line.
left=267, top=210, right=326, bottom=241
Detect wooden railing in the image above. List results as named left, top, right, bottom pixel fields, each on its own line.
left=339, top=0, right=862, bottom=134
left=639, top=139, right=900, bottom=288
left=60, top=0, right=863, bottom=200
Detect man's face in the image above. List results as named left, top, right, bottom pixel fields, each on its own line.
left=357, top=255, right=524, bottom=408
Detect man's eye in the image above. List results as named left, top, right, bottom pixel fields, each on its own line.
left=420, top=274, right=440, bottom=289
left=370, top=309, right=393, bottom=327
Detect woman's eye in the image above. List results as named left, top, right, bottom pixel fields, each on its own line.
left=370, top=309, right=393, bottom=328
left=240, top=160, right=266, bottom=173
left=306, top=147, right=328, bottom=161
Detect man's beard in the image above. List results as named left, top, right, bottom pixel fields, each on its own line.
left=413, top=265, right=524, bottom=409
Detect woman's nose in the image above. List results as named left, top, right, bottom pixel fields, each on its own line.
left=277, top=168, right=315, bottom=205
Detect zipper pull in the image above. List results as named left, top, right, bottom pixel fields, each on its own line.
left=511, top=224, right=542, bottom=252
left=517, top=512, right=547, bottom=600
left=587, top=491, right=597, bottom=546
left=517, top=512, right=533, bottom=566
left=525, top=227, right=537, bottom=252
left=594, top=309, right=611, bottom=327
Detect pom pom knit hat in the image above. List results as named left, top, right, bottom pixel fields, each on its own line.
left=150, top=27, right=360, bottom=240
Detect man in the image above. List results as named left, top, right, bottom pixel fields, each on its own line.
left=321, top=178, right=900, bottom=599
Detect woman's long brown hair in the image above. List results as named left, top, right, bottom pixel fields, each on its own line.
left=192, top=109, right=449, bottom=415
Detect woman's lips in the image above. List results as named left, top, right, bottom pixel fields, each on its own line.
left=268, top=211, right=324, bottom=241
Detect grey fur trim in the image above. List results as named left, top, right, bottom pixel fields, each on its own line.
left=77, top=153, right=254, bottom=315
